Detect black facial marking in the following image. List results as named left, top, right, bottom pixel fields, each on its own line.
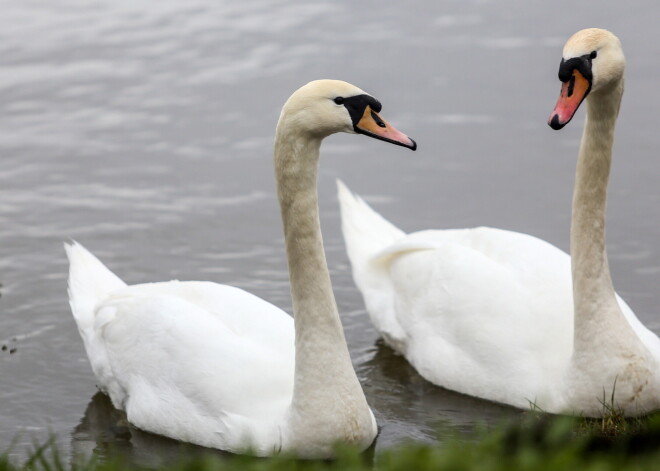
left=340, top=94, right=416, bottom=150
left=558, top=52, right=595, bottom=83
left=549, top=52, right=596, bottom=131
left=341, top=94, right=383, bottom=128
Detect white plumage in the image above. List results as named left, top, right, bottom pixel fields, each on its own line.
left=338, top=183, right=658, bottom=412
left=66, top=79, right=416, bottom=457
left=339, top=29, right=660, bottom=416
left=67, top=242, right=295, bottom=453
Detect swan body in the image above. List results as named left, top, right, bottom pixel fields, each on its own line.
left=67, top=79, right=416, bottom=458
left=339, top=29, right=660, bottom=416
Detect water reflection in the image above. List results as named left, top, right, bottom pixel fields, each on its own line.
left=69, top=341, right=521, bottom=465
left=71, top=393, right=231, bottom=467
left=360, top=340, right=522, bottom=448
left=1, top=0, right=659, bottom=461
left=71, top=392, right=378, bottom=466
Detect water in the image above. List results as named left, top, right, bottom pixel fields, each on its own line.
left=1, top=0, right=659, bottom=463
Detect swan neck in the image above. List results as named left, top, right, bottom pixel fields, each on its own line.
left=570, top=82, right=628, bottom=350
left=273, top=121, right=369, bottom=428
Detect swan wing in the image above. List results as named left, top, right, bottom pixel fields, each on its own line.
left=339, top=186, right=573, bottom=404
left=99, top=283, right=294, bottom=452
left=340, top=185, right=657, bottom=410
left=67, top=243, right=294, bottom=453
left=367, top=228, right=575, bottom=405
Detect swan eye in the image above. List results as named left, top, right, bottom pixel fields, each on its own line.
left=590, top=50, right=597, bottom=59
left=333, top=97, right=345, bottom=105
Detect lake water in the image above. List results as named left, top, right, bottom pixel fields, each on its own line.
left=1, top=0, right=659, bottom=464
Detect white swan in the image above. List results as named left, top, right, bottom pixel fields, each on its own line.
left=66, top=79, right=416, bottom=458
left=339, top=29, right=660, bottom=417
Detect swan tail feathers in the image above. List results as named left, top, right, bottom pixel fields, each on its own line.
left=337, top=180, right=405, bottom=271
left=65, top=241, right=126, bottom=335
left=337, top=180, right=409, bottom=352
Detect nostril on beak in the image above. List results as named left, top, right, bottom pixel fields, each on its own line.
left=370, top=110, right=387, bottom=128
left=567, top=75, right=576, bottom=98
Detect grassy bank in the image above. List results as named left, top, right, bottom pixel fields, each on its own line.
left=2, top=414, right=660, bottom=471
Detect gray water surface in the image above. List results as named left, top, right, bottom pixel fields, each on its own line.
left=1, top=0, right=659, bottom=463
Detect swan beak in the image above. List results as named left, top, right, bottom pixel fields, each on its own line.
left=355, top=106, right=417, bottom=150
left=548, top=69, right=591, bottom=130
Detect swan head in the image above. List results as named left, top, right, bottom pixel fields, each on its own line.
left=278, top=79, right=416, bottom=150
left=548, top=28, right=625, bottom=130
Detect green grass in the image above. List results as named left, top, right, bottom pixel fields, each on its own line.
left=2, top=414, right=660, bottom=471
left=528, top=381, right=654, bottom=440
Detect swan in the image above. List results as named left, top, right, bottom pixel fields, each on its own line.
left=65, top=79, right=416, bottom=458
left=338, top=29, right=660, bottom=416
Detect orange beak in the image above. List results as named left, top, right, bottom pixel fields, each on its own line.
left=355, top=106, right=417, bottom=150
left=548, top=69, right=591, bottom=130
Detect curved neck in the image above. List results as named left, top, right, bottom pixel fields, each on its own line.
left=273, top=121, right=366, bottom=422
left=571, top=81, right=632, bottom=353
